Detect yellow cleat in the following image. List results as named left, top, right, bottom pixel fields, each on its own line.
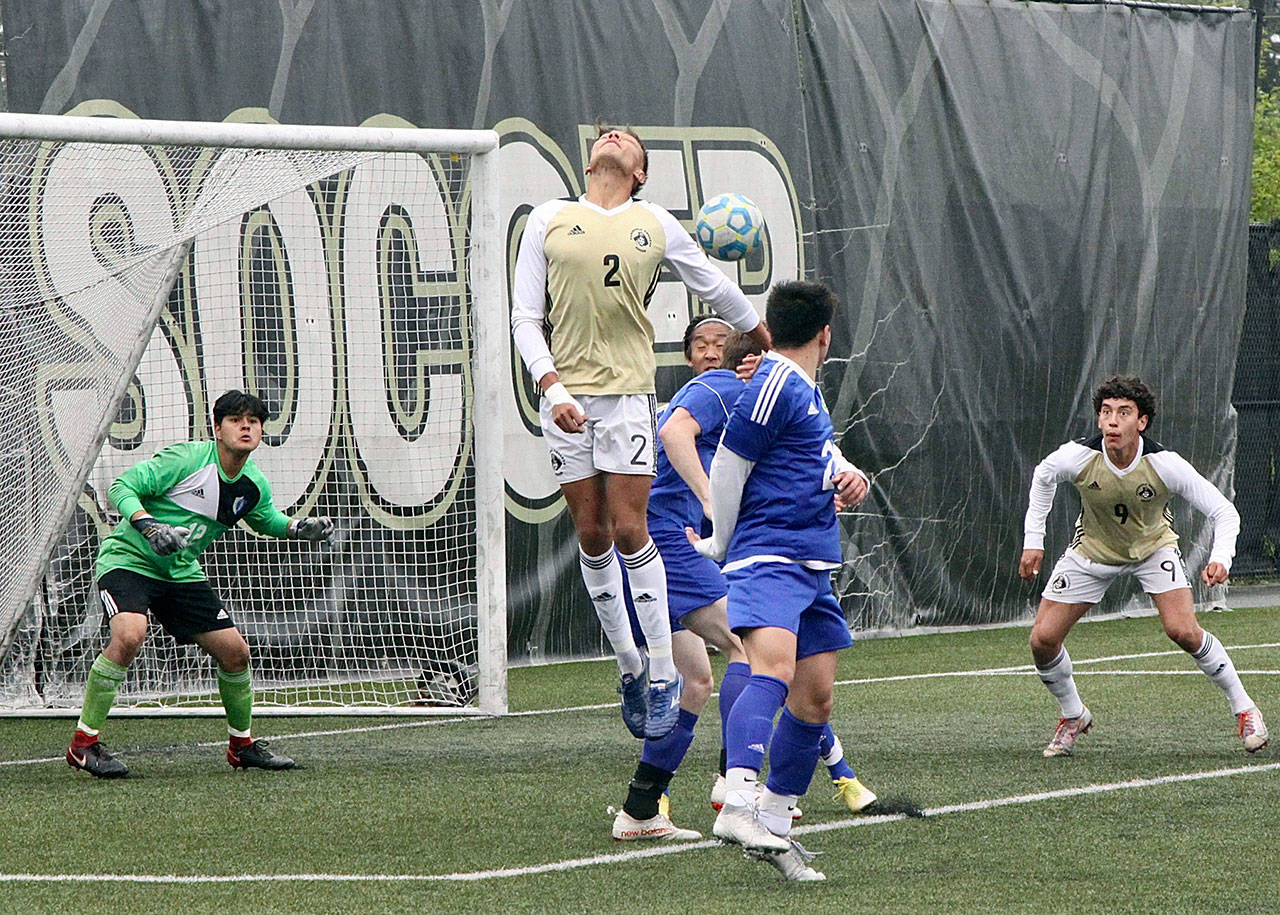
left=833, top=776, right=877, bottom=813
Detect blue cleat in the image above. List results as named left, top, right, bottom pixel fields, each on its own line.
left=644, top=674, right=683, bottom=739
left=619, top=670, right=649, bottom=738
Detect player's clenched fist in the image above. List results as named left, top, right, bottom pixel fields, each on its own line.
left=290, top=517, right=336, bottom=543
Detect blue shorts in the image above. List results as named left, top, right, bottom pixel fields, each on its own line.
left=725, top=562, right=852, bottom=660
left=623, top=520, right=729, bottom=646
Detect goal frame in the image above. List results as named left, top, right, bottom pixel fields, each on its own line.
left=0, top=112, right=507, bottom=716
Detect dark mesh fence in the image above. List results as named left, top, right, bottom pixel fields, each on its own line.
left=1234, top=224, right=1280, bottom=576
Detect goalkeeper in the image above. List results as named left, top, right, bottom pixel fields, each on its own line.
left=66, top=390, right=335, bottom=778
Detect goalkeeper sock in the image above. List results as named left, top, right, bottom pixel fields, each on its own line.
left=641, top=708, right=698, bottom=774
left=819, top=723, right=857, bottom=780
left=1035, top=647, right=1085, bottom=719
left=619, top=539, right=676, bottom=682
left=217, top=666, right=253, bottom=739
left=76, top=653, right=127, bottom=738
left=1192, top=631, right=1254, bottom=715
left=579, top=547, right=644, bottom=677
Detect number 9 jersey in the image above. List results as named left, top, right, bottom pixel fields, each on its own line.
left=1022, top=433, right=1239, bottom=568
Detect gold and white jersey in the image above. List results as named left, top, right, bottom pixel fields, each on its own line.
left=1023, top=433, right=1239, bottom=568
left=511, top=196, right=759, bottom=396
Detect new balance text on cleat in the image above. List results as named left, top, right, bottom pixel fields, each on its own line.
left=619, top=670, right=648, bottom=739
left=66, top=742, right=129, bottom=779
left=610, top=806, right=702, bottom=841
left=644, top=674, right=683, bottom=739
left=1237, top=706, right=1269, bottom=753
left=228, top=739, right=295, bottom=770
left=712, top=801, right=790, bottom=853
left=1043, top=706, right=1093, bottom=757
left=833, top=775, right=878, bottom=813
left=746, top=837, right=826, bottom=881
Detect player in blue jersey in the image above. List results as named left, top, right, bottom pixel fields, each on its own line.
left=611, top=319, right=876, bottom=846
left=691, top=282, right=869, bottom=881
left=66, top=390, right=335, bottom=778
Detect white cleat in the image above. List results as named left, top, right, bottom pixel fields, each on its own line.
left=711, top=773, right=800, bottom=818
left=1238, top=706, right=1269, bottom=753
left=747, top=837, right=826, bottom=881
left=609, top=807, right=701, bottom=841
left=1043, top=707, right=1093, bottom=757
left=712, top=801, right=789, bottom=853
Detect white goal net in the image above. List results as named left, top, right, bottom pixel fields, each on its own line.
left=0, top=113, right=506, bottom=715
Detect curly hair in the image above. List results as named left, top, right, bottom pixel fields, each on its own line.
left=1092, top=374, right=1156, bottom=425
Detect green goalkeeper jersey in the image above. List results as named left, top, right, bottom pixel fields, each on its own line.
left=96, top=440, right=292, bottom=583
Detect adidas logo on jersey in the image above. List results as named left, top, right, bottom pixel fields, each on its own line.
left=192, top=487, right=205, bottom=499
left=1086, top=481, right=1101, bottom=490
left=568, top=224, right=586, bottom=236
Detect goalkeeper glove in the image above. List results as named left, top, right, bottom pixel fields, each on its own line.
left=290, top=517, right=335, bottom=543
left=131, top=516, right=190, bottom=556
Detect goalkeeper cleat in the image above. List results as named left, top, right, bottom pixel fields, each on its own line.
left=712, top=801, right=790, bottom=853
left=1043, top=706, right=1093, bottom=757
left=228, top=739, right=295, bottom=771
left=1237, top=706, right=1269, bottom=753
left=644, top=674, right=683, bottom=739
left=833, top=775, right=878, bottom=813
left=746, top=837, right=826, bottom=882
left=619, top=670, right=648, bottom=739
left=609, top=806, right=702, bottom=841
left=66, top=741, right=128, bottom=779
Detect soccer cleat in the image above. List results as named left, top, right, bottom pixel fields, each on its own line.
left=1043, top=707, right=1093, bottom=757
left=644, top=674, right=683, bottom=739
left=1237, top=706, right=1269, bottom=753
left=712, top=801, right=790, bottom=853
left=746, top=837, right=826, bottom=882
left=619, top=670, right=648, bottom=739
left=66, top=741, right=128, bottom=779
left=609, top=806, right=702, bottom=841
left=227, top=739, right=295, bottom=770
left=710, top=774, right=800, bottom=818
left=658, top=791, right=670, bottom=819
left=833, top=775, right=878, bottom=813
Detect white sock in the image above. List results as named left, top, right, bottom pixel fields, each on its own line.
left=820, top=731, right=844, bottom=768
left=756, top=786, right=796, bottom=838
left=619, top=539, right=677, bottom=682
left=579, top=547, right=643, bottom=677
left=724, top=766, right=758, bottom=808
left=1192, top=631, right=1253, bottom=715
left=1036, top=648, right=1085, bottom=720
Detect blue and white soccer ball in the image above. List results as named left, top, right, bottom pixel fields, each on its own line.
left=695, top=193, right=764, bottom=261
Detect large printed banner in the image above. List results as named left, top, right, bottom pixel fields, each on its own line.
left=0, top=0, right=1257, bottom=665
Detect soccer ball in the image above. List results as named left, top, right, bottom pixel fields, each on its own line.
left=695, top=193, right=764, bottom=261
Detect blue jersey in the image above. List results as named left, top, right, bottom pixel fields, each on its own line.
left=647, top=368, right=744, bottom=527
left=718, top=352, right=842, bottom=566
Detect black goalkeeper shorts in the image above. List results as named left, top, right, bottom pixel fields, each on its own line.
left=97, top=568, right=236, bottom=645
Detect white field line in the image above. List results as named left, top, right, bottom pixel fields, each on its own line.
left=4, top=641, right=1277, bottom=769
left=1, top=760, right=1276, bottom=885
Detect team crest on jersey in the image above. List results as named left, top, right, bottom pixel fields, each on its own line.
left=549, top=449, right=565, bottom=475
left=1135, top=483, right=1155, bottom=502
left=232, top=495, right=248, bottom=516
left=1051, top=574, right=1070, bottom=593
left=630, top=227, right=652, bottom=251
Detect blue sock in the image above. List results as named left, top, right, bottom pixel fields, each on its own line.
left=641, top=708, right=698, bottom=774
left=819, top=723, right=856, bottom=780
left=725, top=674, right=788, bottom=773
left=718, top=662, right=751, bottom=735
left=765, top=708, right=825, bottom=797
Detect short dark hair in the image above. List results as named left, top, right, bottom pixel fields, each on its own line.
left=594, top=119, right=648, bottom=195
left=1092, top=374, right=1156, bottom=425
left=681, top=315, right=731, bottom=360
left=212, top=389, right=269, bottom=425
left=765, top=280, right=836, bottom=349
left=721, top=330, right=764, bottom=373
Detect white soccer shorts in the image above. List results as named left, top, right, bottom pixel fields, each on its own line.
left=1041, top=545, right=1191, bottom=604
left=539, top=392, right=657, bottom=483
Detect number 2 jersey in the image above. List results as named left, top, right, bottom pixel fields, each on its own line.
left=1022, top=433, right=1239, bottom=568
left=510, top=196, right=760, bottom=395
left=96, top=440, right=293, bottom=583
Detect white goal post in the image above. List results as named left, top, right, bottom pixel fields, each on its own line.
left=0, top=112, right=507, bottom=716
